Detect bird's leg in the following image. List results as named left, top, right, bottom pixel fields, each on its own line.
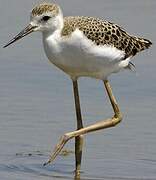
left=44, top=80, right=122, bottom=169
left=72, top=80, right=84, bottom=178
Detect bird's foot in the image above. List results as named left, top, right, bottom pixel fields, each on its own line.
left=43, top=134, right=71, bottom=166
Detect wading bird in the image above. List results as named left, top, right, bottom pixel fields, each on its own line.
left=4, top=2, right=152, bottom=178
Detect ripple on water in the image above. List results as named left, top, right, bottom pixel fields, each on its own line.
left=1, top=154, right=156, bottom=180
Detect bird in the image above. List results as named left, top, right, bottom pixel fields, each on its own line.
left=3, top=2, right=152, bottom=178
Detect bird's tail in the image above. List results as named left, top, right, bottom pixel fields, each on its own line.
left=133, top=37, right=152, bottom=51
left=125, top=37, right=152, bottom=72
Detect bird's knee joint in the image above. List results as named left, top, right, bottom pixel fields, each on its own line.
left=112, top=112, right=123, bottom=126
left=118, top=112, right=123, bottom=122
left=115, top=111, right=123, bottom=119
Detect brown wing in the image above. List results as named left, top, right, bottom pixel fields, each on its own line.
left=62, top=16, right=152, bottom=59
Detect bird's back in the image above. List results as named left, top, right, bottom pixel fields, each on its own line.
left=62, top=16, right=152, bottom=59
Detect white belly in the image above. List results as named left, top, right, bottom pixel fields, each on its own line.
left=43, top=29, right=129, bottom=80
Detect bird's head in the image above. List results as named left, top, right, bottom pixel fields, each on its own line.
left=3, top=2, right=63, bottom=48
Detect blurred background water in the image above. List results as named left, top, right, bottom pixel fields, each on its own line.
left=0, top=0, right=156, bottom=179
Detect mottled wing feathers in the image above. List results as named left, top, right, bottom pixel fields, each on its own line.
left=62, top=16, right=152, bottom=59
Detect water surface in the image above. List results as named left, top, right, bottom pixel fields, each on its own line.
left=0, top=0, right=156, bottom=179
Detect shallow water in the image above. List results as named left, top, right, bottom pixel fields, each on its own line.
left=0, top=0, right=156, bottom=179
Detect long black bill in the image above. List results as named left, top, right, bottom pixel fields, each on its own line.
left=3, top=24, right=37, bottom=48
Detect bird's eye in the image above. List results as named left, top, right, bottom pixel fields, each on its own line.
left=42, top=16, right=51, bottom=21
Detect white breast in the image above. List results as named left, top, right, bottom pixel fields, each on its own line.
left=42, top=29, right=130, bottom=80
